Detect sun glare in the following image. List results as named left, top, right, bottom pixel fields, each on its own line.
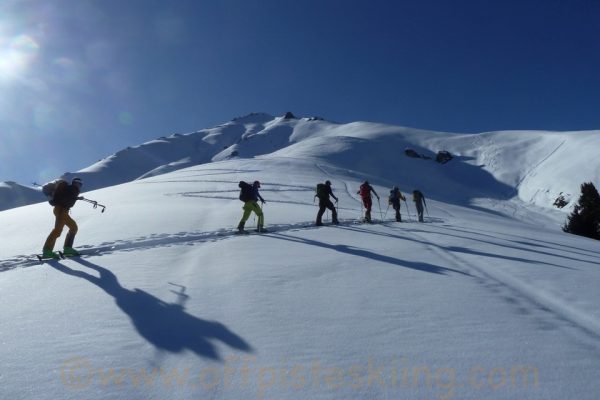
left=0, top=34, right=39, bottom=81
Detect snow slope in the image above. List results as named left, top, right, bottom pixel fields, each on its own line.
left=2, top=113, right=599, bottom=219
left=1, top=154, right=600, bottom=400
left=0, top=181, right=44, bottom=212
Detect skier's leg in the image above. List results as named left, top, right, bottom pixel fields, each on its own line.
left=63, top=213, right=79, bottom=249
left=328, top=201, right=338, bottom=223
left=365, top=198, right=372, bottom=222
left=252, top=202, right=264, bottom=229
left=316, top=204, right=326, bottom=225
left=238, top=202, right=253, bottom=230
left=43, top=207, right=67, bottom=251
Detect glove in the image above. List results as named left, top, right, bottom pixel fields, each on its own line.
left=77, top=196, right=84, bottom=200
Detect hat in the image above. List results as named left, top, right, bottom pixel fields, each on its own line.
left=253, top=180, right=260, bottom=187
left=325, top=180, right=331, bottom=186
left=72, top=177, right=83, bottom=186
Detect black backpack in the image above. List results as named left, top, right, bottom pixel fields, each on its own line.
left=42, top=179, right=67, bottom=206
left=316, top=183, right=328, bottom=199
left=238, top=181, right=253, bottom=202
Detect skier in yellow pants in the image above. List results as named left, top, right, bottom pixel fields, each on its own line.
left=42, top=177, right=83, bottom=258
left=237, top=180, right=267, bottom=233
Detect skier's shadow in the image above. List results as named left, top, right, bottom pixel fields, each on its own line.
left=49, top=258, right=253, bottom=361
left=267, top=233, right=468, bottom=276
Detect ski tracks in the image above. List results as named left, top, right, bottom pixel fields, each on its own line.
left=408, top=228, right=600, bottom=346
left=0, top=219, right=361, bottom=273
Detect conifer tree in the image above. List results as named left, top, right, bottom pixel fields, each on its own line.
left=563, top=182, right=600, bottom=240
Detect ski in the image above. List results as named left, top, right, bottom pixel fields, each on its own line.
left=230, top=228, right=271, bottom=235
left=58, top=251, right=88, bottom=258
left=36, top=254, right=62, bottom=262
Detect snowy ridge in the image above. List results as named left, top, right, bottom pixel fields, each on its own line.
left=1, top=113, right=599, bottom=217
left=0, top=181, right=41, bottom=212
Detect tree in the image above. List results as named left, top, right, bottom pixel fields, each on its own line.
left=563, top=182, right=600, bottom=240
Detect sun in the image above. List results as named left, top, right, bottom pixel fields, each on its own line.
left=0, top=34, right=39, bottom=82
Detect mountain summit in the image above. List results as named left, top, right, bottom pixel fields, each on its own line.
left=1, top=113, right=598, bottom=218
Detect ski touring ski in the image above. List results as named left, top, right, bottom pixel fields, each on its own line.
left=36, top=253, right=61, bottom=262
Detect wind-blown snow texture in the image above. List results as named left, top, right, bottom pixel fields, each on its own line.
left=1, top=114, right=599, bottom=400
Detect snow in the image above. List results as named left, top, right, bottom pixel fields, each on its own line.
left=0, top=181, right=41, bottom=212
left=1, top=115, right=600, bottom=399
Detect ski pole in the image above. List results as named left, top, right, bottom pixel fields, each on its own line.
left=377, top=198, right=383, bottom=221
left=80, top=197, right=106, bottom=213
left=403, top=199, right=411, bottom=222
left=383, top=203, right=390, bottom=220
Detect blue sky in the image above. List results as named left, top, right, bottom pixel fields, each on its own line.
left=1, top=0, right=599, bottom=184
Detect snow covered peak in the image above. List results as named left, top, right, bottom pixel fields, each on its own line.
left=231, top=112, right=275, bottom=124
left=1, top=113, right=599, bottom=217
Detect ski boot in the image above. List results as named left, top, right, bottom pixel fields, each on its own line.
left=62, top=247, right=81, bottom=257
left=41, top=249, right=61, bottom=259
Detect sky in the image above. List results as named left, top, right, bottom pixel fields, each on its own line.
left=1, top=0, right=599, bottom=184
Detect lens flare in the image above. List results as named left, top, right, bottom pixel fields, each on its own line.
left=0, top=34, right=39, bottom=81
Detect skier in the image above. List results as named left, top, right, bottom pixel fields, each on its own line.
left=315, top=180, right=339, bottom=226
left=237, top=180, right=267, bottom=233
left=388, top=186, right=406, bottom=222
left=413, top=189, right=427, bottom=222
left=357, top=181, right=379, bottom=223
left=42, top=177, right=84, bottom=258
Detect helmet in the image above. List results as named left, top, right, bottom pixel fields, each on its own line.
left=325, top=180, right=331, bottom=186
left=72, top=177, right=83, bottom=187
left=364, top=180, right=369, bottom=185
left=253, top=180, right=260, bottom=187
left=393, top=186, right=398, bottom=191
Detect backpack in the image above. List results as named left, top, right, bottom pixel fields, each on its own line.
left=359, top=184, right=370, bottom=198
left=389, top=189, right=397, bottom=204
left=42, top=179, right=67, bottom=206
left=316, top=183, right=328, bottom=199
left=238, top=181, right=254, bottom=202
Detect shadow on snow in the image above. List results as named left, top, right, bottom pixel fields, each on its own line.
left=48, top=257, right=253, bottom=362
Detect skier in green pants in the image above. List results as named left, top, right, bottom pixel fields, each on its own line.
left=237, top=180, right=267, bottom=233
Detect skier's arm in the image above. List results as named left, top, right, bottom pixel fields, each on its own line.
left=329, top=187, right=338, bottom=202
left=371, top=187, right=379, bottom=199
left=257, top=192, right=265, bottom=203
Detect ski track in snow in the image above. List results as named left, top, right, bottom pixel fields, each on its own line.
left=2, top=218, right=445, bottom=272
left=405, top=226, right=600, bottom=346
left=517, top=140, right=565, bottom=188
